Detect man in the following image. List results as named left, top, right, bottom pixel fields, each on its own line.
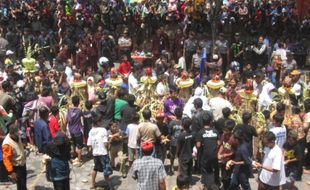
left=87, top=112, right=112, bottom=189
left=131, top=141, right=167, bottom=190
left=34, top=107, right=51, bottom=153
left=108, top=122, right=127, bottom=178
left=191, top=47, right=202, bottom=72
left=230, top=32, right=244, bottom=70
left=164, top=87, right=184, bottom=121
left=168, top=107, right=183, bottom=175
left=214, top=107, right=231, bottom=136
left=209, top=87, right=233, bottom=121
left=2, top=122, right=27, bottom=190
left=215, top=33, right=229, bottom=74
left=128, top=64, right=141, bottom=95
left=99, top=30, right=115, bottom=67
left=45, top=132, right=71, bottom=190
left=126, top=113, right=140, bottom=169
left=227, top=129, right=252, bottom=190
left=184, top=31, right=197, bottom=70
left=191, top=99, right=210, bottom=173
left=196, top=111, right=220, bottom=189
left=191, top=98, right=206, bottom=135
left=252, top=36, right=267, bottom=69
left=256, top=132, right=286, bottom=190
left=120, top=94, right=137, bottom=132
left=0, top=32, right=8, bottom=64
left=0, top=80, right=15, bottom=113
left=137, top=108, right=161, bottom=145
left=234, top=112, right=258, bottom=157
left=176, top=117, right=194, bottom=178
left=290, top=70, right=302, bottom=105
left=114, top=89, right=128, bottom=122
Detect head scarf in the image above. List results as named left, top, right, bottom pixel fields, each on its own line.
left=258, top=82, right=275, bottom=109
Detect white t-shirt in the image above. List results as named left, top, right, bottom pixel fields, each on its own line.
left=259, top=145, right=286, bottom=186
left=270, top=125, right=287, bottom=149
left=128, top=72, right=139, bottom=94
left=209, top=97, right=233, bottom=121
left=126, top=123, right=140, bottom=149
left=87, top=127, right=108, bottom=156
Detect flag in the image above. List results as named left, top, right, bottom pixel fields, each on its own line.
left=200, top=47, right=207, bottom=84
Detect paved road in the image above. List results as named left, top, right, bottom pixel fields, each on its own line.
left=1, top=150, right=310, bottom=190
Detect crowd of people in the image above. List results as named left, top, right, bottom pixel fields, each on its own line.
left=0, top=0, right=310, bottom=190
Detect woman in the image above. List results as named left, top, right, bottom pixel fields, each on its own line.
left=258, top=82, right=275, bottom=111
left=156, top=73, right=169, bottom=99
left=87, top=76, right=96, bottom=103
left=45, top=131, right=71, bottom=190
left=38, top=87, right=54, bottom=108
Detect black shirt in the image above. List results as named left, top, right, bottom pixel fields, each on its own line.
left=120, top=104, right=137, bottom=131
left=234, top=124, right=257, bottom=145
left=157, top=122, right=169, bottom=137
left=232, top=142, right=252, bottom=177
left=83, top=110, right=93, bottom=130
left=283, top=142, right=302, bottom=169
left=196, top=127, right=219, bottom=160
left=177, top=131, right=194, bottom=161
left=191, top=110, right=205, bottom=135
left=168, top=120, right=183, bottom=147
left=234, top=124, right=257, bottom=157
left=214, top=117, right=229, bottom=135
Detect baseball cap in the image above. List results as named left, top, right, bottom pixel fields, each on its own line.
left=141, top=141, right=154, bottom=152
left=6, top=50, right=14, bottom=55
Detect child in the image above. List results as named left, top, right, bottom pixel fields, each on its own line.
left=117, top=55, right=132, bottom=77
left=172, top=174, right=190, bottom=190
left=126, top=113, right=140, bottom=169
left=270, top=113, right=287, bottom=149
left=176, top=117, right=193, bottom=179
left=66, top=95, right=83, bottom=166
left=217, top=119, right=235, bottom=190
left=83, top=100, right=93, bottom=156
left=108, top=122, right=127, bottom=178
left=87, top=112, right=112, bottom=189
left=283, top=131, right=302, bottom=189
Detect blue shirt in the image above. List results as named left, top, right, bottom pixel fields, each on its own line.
left=0, top=148, right=3, bottom=161
left=67, top=107, right=83, bottom=135
left=34, top=118, right=51, bottom=153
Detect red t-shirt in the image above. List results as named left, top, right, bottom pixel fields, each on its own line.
left=48, top=115, right=60, bottom=138
left=117, top=61, right=132, bottom=75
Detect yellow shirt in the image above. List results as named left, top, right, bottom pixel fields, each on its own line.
left=4, top=58, right=13, bottom=65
